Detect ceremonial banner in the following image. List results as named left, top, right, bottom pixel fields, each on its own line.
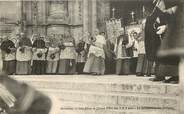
left=126, top=24, right=142, bottom=38
left=105, top=19, right=121, bottom=44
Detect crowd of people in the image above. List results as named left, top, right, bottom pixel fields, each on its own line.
left=0, top=26, right=151, bottom=76
left=0, top=0, right=181, bottom=84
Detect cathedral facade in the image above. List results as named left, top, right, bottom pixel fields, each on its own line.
left=0, top=0, right=111, bottom=42
left=0, top=0, right=147, bottom=42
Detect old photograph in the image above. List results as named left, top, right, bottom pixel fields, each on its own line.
left=0, top=0, right=183, bottom=114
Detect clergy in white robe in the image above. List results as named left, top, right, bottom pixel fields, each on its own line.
left=128, top=31, right=139, bottom=74
left=58, top=35, right=76, bottom=74
left=16, top=34, right=32, bottom=75
left=114, top=29, right=132, bottom=75
left=46, top=39, right=60, bottom=74
left=136, top=20, right=154, bottom=76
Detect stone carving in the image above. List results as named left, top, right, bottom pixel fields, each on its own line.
left=0, top=1, right=20, bottom=36
left=106, top=19, right=122, bottom=44
left=48, top=1, right=68, bottom=23
left=47, top=26, right=70, bottom=40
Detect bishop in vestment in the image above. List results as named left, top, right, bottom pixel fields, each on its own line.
left=83, top=31, right=106, bottom=75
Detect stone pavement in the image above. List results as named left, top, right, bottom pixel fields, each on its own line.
left=11, top=75, right=179, bottom=114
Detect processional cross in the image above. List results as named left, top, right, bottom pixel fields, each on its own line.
left=112, top=8, right=116, bottom=19
left=130, top=11, right=135, bottom=22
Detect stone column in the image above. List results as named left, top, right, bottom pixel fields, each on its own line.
left=39, top=0, right=47, bottom=36
left=74, top=0, right=78, bottom=24
left=40, top=0, right=47, bottom=25
left=96, top=1, right=110, bottom=32
left=87, top=0, right=92, bottom=33
left=91, top=0, right=97, bottom=34
left=68, top=1, right=74, bottom=25
left=82, top=0, right=88, bottom=33
left=19, top=0, right=24, bottom=32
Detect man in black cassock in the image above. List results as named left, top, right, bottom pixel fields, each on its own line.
left=32, top=35, right=47, bottom=75
left=157, top=0, right=183, bottom=83
left=76, top=39, right=87, bottom=74
left=103, top=32, right=116, bottom=74
left=1, top=36, right=16, bottom=75
left=145, top=0, right=180, bottom=83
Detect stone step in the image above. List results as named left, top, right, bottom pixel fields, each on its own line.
left=57, top=100, right=178, bottom=114
left=12, top=75, right=179, bottom=112
left=39, top=88, right=178, bottom=110
left=12, top=75, right=179, bottom=96
left=59, top=108, right=177, bottom=114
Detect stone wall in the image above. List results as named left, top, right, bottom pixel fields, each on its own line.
left=23, top=0, right=84, bottom=42
left=0, top=1, right=21, bottom=37
left=97, top=0, right=110, bottom=32
left=0, top=0, right=111, bottom=42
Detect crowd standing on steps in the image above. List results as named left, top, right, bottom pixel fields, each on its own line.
left=0, top=0, right=181, bottom=84
left=0, top=25, right=179, bottom=84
